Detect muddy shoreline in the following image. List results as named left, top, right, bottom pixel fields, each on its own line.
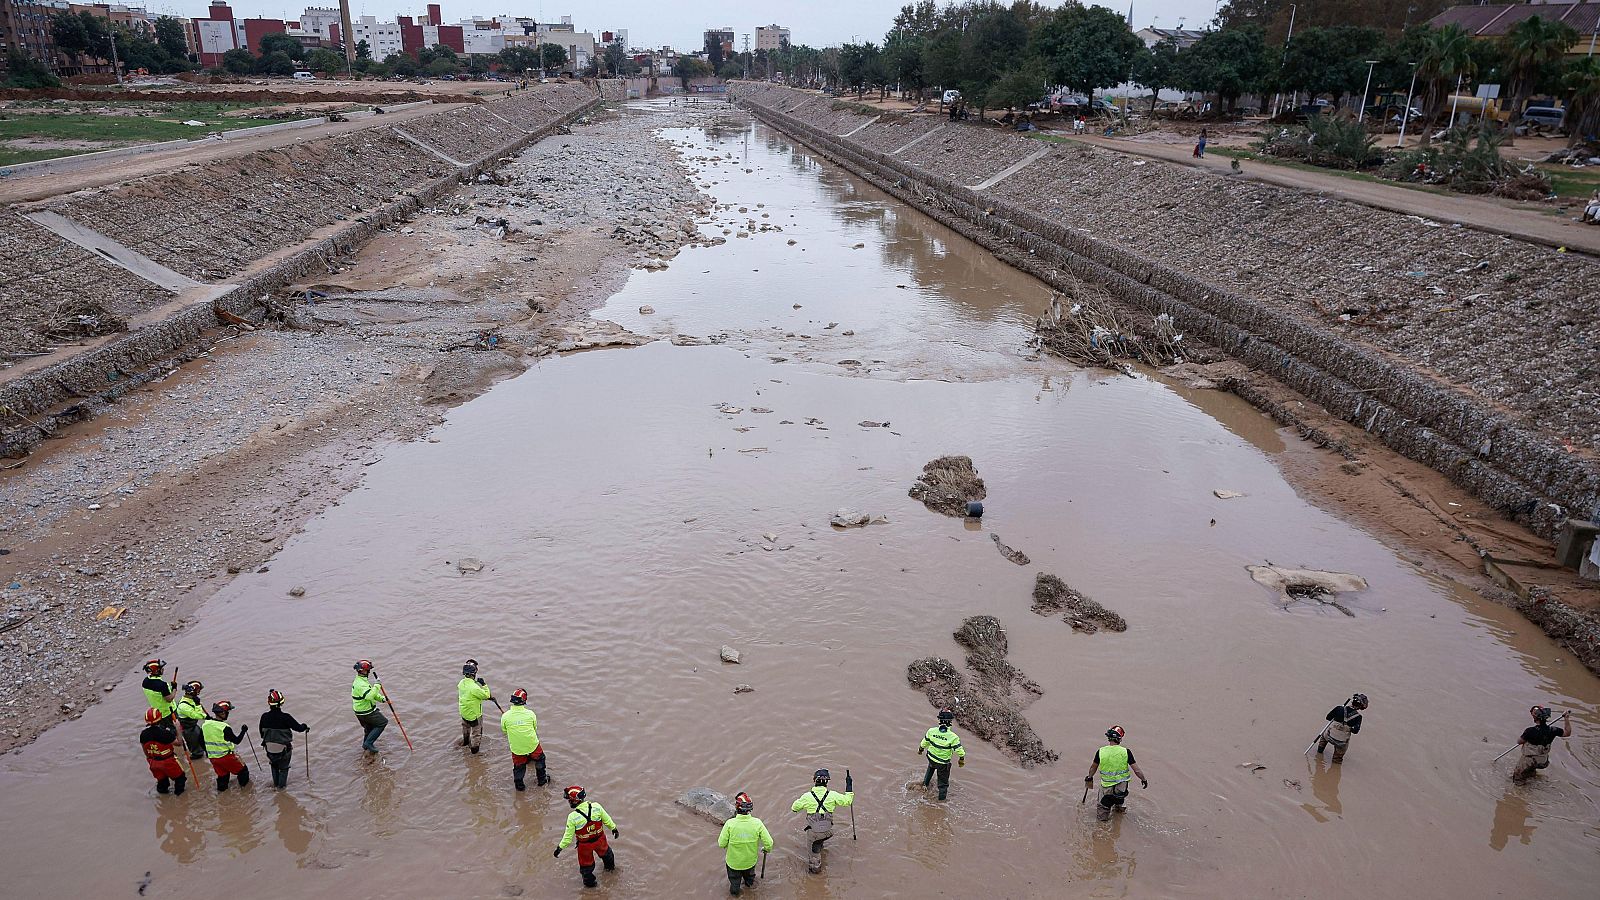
left=0, top=103, right=722, bottom=752
left=731, top=93, right=1600, bottom=676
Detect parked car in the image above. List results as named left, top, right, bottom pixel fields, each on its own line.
left=1519, top=106, right=1565, bottom=129
left=942, top=89, right=961, bottom=105
left=291, top=71, right=315, bottom=81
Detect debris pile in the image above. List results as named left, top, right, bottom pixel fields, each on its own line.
left=1031, top=573, right=1126, bottom=633
left=1033, top=286, right=1184, bottom=369
left=907, top=616, right=1057, bottom=766
left=908, top=455, right=986, bottom=517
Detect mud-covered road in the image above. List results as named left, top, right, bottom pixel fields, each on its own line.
left=1, top=102, right=1596, bottom=898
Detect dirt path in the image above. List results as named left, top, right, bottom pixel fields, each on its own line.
left=1068, top=133, right=1600, bottom=255
left=0, top=101, right=465, bottom=204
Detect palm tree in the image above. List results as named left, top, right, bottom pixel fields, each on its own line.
left=1417, top=24, right=1476, bottom=146
left=1500, top=15, right=1578, bottom=143
left=1562, top=56, right=1600, bottom=148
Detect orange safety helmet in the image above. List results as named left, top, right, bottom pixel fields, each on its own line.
left=734, top=791, right=753, bottom=814
left=565, top=785, right=586, bottom=805
left=267, top=689, right=285, bottom=707
left=353, top=659, right=374, bottom=675
left=211, top=700, right=233, bottom=720
left=1106, top=725, right=1126, bottom=743
left=510, top=688, right=528, bottom=705
left=182, top=680, right=203, bottom=696
left=143, top=659, right=165, bottom=676
left=144, top=707, right=164, bottom=725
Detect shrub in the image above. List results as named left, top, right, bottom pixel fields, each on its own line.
left=3, top=54, right=62, bottom=89
left=1255, top=114, right=1381, bottom=170
left=1383, top=124, right=1551, bottom=199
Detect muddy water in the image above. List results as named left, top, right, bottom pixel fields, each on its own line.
left=2, top=106, right=1597, bottom=898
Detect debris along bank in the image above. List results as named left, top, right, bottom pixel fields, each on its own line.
left=1, top=104, right=1598, bottom=898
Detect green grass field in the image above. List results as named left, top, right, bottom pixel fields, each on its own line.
left=0, top=101, right=289, bottom=167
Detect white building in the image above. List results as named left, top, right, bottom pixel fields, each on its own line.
left=299, top=7, right=341, bottom=42
left=350, top=15, right=404, bottom=60
left=755, top=24, right=789, bottom=51
left=460, top=19, right=506, bottom=56
left=1134, top=26, right=1206, bottom=50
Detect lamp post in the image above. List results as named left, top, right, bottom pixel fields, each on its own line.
left=1397, top=62, right=1418, bottom=147
left=1356, top=59, right=1379, bottom=123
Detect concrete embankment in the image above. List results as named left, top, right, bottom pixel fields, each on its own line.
left=0, top=82, right=602, bottom=457
left=730, top=83, right=1599, bottom=541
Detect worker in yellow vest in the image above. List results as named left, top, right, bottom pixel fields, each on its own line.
left=553, top=785, right=618, bottom=887
left=141, top=659, right=176, bottom=721
left=499, top=688, right=546, bottom=791
left=457, top=659, right=494, bottom=754
left=175, top=680, right=208, bottom=759
left=1084, top=725, right=1148, bottom=822
left=351, top=659, right=388, bottom=752
left=200, top=700, right=251, bottom=792
left=791, top=768, right=853, bottom=873
left=717, top=792, right=772, bottom=896
left=918, top=708, right=966, bottom=801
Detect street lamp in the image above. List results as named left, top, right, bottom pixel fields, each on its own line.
left=1356, top=59, right=1379, bottom=124
left=1397, top=62, right=1419, bottom=147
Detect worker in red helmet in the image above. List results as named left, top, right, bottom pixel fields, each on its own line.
left=1085, top=725, right=1148, bottom=822
left=1512, top=705, right=1570, bottom=782
left=139, top=706, right=186, bottom=796
left=351, top=659, right=388, bottom=753
left=718, top=792, right=772, bottom=896
left=175, top=680, right=208, bottom=759
left=141, top=659, right=177, bottom=721
left=259, top=689, right=310, bottom=789
left=553, top=784, right=619, bottom=887
left=499, top=688, right=546, bottom=791
left=200, top=700, right=251, bottom=791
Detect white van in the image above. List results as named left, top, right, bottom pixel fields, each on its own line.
left=292, top=71, right=315, bottom=81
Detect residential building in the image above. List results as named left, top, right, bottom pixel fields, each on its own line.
left=350, top=14, right=403, bottom=60
left=1134, top=26, right=1205, bottom=51
left=240, top=17, right=284, bottom=55
left=2, top=0, right=71, bottom=73
left=703, top=26, right=731, bottom=55
left=1428, top=3, right=1600, bottom=55
left=298, top=6, right=340, bottom=42
left=193, top=0, right=237, bottom=68
left=755, top=23, right=789, bottom=51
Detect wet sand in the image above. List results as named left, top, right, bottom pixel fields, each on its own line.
left=1, top=106, right=1595, bottom=898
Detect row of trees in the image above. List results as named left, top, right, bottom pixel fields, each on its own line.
left=748, top=0, right=1597, bottom=144
left=49, top=10, right=194, bottom=76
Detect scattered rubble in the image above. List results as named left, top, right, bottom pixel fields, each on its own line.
left=1031, top=573, right=1127, bottom=633
left=990, top=534, right=1030, bottom=566
left=720, top=645, right=741, bottom=664
left=1247, top=565, right=1368, bottom=616
left=677, top=787, right=735, bottom=824
left=908, top=455, right=986, bottom=517
left=830, top=508, right=887, bottom=528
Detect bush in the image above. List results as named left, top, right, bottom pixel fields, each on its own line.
left=1255, top=114, right=1380, bottom=170
left=1383, top=124, right=1551, bottom=200
left=3, top=54, right=62, bottom=89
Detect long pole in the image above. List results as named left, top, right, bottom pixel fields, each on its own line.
left=1274, top=3, right=1297, bottom=118
left=245, top=731, right=263, bottom=767
left=847, top=768, right=856, bottom=841
left=1357, top=60, right=1378, bottom=124
left=1082, top=779, right=1091, bottom=804
left=1449, top=71, right=1463, bottom=126
left=760, top=850, right=767, bottom=879
left=1494, top=711, right=1570, bottom=762
left=1304, top=722, right=1332, bottom=756
left=304, top=728, right=311, bottom=783
left=378, top=675, right=414, bottom=751
left=1398, top=63, right=1419, bottom=147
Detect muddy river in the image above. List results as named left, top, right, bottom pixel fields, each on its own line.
left=2, top=105, right=1596, bottom=898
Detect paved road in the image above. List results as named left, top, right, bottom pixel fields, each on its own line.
left=1070, top=133, right=1600, bottom=256
left=0, top=101, right=465, bottom=205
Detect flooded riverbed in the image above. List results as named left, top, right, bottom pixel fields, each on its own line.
left=2, top=104, right=1596, bottom=898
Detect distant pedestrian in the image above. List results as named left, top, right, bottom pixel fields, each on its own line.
left=1313, top=693, right=1368, bottom=763
left=1512, top=705, right=1569, bottom=782
left=1194, top=128, right=1208, bottom=158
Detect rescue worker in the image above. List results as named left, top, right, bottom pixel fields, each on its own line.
left=139, top=706, right=187, bottom=795
left=717, top=792, right=773, bottom=896
left=1085, top=725, right=1148, bottom=822
left=1314, top=693, right=1368, bottom=763
left=175, top=680, right=208, bottom=760
left=790, top=768, right=853, bottom=873
left=458, top=659, right=494, bottom=754
left=917, top=708, right=966, bottom=801
left=141, top=659, right=177, bottom=721
left=553, top=785, right=619, bottom=888
left=201, top=700, right=251, bottom=791
left=351, top=659, right=388, bottom=753
left=259, top=690, right=310, bottom=789
left=1512, top=705, right=1570, bottom=782
left=499, top=688, right=546, bottom=790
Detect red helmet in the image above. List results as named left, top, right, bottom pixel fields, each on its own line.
left=1106, top=725, right=1125, bottom=743
left=353, top=659, right=374, bottom=675
left=182, top=680, right=203, bottom=696
left=143, top=659, right=165, bottom=676
left=510, top=688, right=528, bottom=705
left=211, top=700, right=233, bottom=720
left=734, top=792, right=753, bottom=814
left=565, top=785, right=586, bottom=804
left=144, top=707, right=164, bottom=725
left=267, top=689, right=285, bottom=707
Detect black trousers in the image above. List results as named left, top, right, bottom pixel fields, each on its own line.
left=267, top=748, right=293, bottom=788
left=726, top=865, right=756, bottom=895
left=923, top=759, right=953, bottom=798
left=155, top=774, right=187, bottom=795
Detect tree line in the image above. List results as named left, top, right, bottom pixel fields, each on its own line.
left=745, top=0, right=1599, bottom=142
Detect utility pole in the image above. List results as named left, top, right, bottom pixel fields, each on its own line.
left=1274, top=3, right=1296, bottom=118
left=742, top=33, right=750, bottom=79
left=107, top=27, right=123, bottom=86
left=338, top=0, right=356, bottom=77
left=1398, top=62, right=1418, bottom=147
left=1356, top=59, right=1379, bottom=123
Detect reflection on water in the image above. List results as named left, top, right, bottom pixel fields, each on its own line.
left=1300, top=757, right=1344, bottom=823
left=156, top=798, right=205, bottom=864
left=1490, top=787, right=1537, bottom=851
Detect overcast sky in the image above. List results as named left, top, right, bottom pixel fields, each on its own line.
left=145, top=0, right=1222, bottom=50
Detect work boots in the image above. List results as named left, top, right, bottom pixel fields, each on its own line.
left=156, top=777, right=171, bottom=794
left=580, top=866, right=597, bottom=888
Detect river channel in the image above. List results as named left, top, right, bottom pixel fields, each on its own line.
left=1, top=103, right=1595, bottom=898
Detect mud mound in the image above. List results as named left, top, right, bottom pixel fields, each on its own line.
left=1032, top=573, right=1126, bottom=633
left=906, top=616, right=1057, bottom=767
left=1247, top=565, right=1367, bottom=616
left=908, top=455, right=986, bottom=517
left=420, top=351, right=525, bottom=405
left=991, top=533, right=1029, bottom=565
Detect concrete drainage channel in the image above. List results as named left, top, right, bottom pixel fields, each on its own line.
left=0, top=90, right=604, bottom=459
left=731, top=88, right=1598, bottom=541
